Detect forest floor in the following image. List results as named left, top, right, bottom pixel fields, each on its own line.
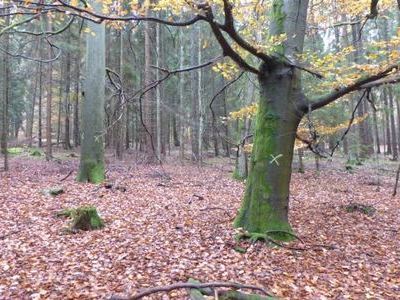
left=0, top=150, right=399, bottom=299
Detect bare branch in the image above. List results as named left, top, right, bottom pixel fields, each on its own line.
left=54, top=0, right=205, bottom=26
left=203, top=7, right=259, bottom=73
left=328, top=89, right=368, bottom=156
left=209, top=72, right=245, bottom=148
left=0, top=12, right=42, bottom=38
left=219, top=0, right=273, bottom=63
left=11, top=16, right=75, bottom=36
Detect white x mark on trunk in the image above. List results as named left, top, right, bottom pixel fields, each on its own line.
left=269, top=154, right=283, bottom=166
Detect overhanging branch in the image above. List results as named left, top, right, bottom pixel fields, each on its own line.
left=308, top=64, right=399, bottom=111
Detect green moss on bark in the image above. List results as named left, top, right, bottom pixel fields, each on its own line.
left=271, top=0, right=286, bottom=55
left=234, top=76, right=297, bottom=242
left=77, top=159, right=105, bottom=183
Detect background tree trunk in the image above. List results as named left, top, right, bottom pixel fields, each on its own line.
left=63, top=30, right=72, bottom=150
left=190, top=25, right=200, bottom=162
left=77, top=2, right=106, bottom=183
left=1, top=12, right=10, bottom=171
left=143, top=10, right=157, bottom=161
left=45, top=16, right=53, bottom=161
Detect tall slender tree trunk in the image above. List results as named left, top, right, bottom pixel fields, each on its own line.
left=38, top=42, right=43, bottom=148
left=396, top=95, right=400, bottom=153
left=197, top=26, right=203, bottom=165
left=115, top=28, right=127, bottom=160
left=221, top=88, right=230, bottom=157
left=156, top=23, right=161, bottom=160
left=27, top=66, right=39, bottom=147
left=351, top=22, right=373, bottom=159
left=371, top=92, right=381, bottom=154
left=143, top=9, right=156, bottom=161
left=383, top=89, right=392, bottom=154
left=1, top=12, right=10, bottom=171
left=46, top=53, right=53, bottom=160
left=190, top=25, right=200, bottom=161
left=77, top=1, right=106, bottom=183
left=236, top=80, right=255, bottom=179
left=57, top=73, right=62, bottom=146
left=64, top=31, right=72, bottom=150
left=73, top=34, right=81, bottom=148
left=45, top=16, right=53, bottom=160
left=179, top=30, right=185, bottom=162
left=388, top=87, right=398, bottom=160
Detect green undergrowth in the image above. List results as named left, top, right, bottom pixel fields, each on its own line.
left=30, top=148, right=43, bottom=157
left=343, top=203, right=376, bottom=216
left=7, top=147, right=24, bottom=155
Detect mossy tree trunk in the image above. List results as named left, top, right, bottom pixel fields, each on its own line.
left=234, top=0, right=308, bottom=238
left=77, top=0, right=106, bottom=183
left=234, top=67, right=304, bottom=236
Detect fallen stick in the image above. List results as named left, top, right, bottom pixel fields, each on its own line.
left=393, top=163, right=400, bottom=196
left=60, top=170, right=73, bottom=182
left=199, top=206, right=232, bottom=217
left=110, top=281, right=273, bottom=300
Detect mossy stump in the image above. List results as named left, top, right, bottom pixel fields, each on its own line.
left=72, top=206, right=104, bottom=231
left=57, top=206, right=104, bottom=231
left=30, top=149, right=43, bottom=157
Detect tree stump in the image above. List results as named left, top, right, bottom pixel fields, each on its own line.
left=57, top=206, right=104, bottom=231
left=71, top=206, right=104, bottom=231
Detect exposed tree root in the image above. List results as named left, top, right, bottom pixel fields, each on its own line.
left=110, top=279, right=274, bottom=300
left=235, top=230, right=336, bottom=252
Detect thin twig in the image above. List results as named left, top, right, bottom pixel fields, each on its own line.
left=60, top=170, right=73, bottom=182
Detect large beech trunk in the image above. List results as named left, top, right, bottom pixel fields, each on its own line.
left=234, top=64, right=303, bottom=236
left=234, top=0, right=308, bottom=238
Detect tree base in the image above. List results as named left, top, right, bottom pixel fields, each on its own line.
left=235, top=228, right=295, bottom=243
left=77, top=159, right=105, bottom=184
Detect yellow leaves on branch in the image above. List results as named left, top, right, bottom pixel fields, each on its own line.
left=231, top=103, right=368, bottom=152
left=308, top=0, right=396, bottom=26
left=229, top=103, right=258, bottom=120
left=300, top=28, right=400, bottom=94
left=212, top=61, right=240, bottom=80
left=243, top=143, right=253, bottom=153
left=295, top=115, right=368, bottom=150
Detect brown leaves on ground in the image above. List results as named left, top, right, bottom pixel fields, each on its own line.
left=0, top=157, right=399, bottom=299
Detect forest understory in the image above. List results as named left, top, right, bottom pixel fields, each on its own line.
left=0, top=152, right=399, bottom=299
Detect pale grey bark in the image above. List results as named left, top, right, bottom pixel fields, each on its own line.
left=1, top=12, right=10, bottom=171
left=179, top=30, right=185, bottom=162
left=190, top=25, right=200, bottom=161
left=156, top=23, right=161, bottom=160
left=77, top=0, right=106, bottom=183
left=197, top=26, right=203, bottom=165
left=63, top=29, right=72, bottom=150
